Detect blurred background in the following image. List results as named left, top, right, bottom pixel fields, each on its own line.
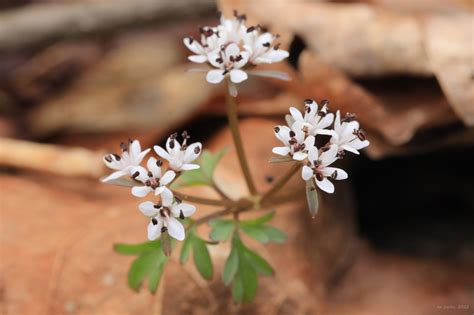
left=0, top=0, right=473, bottom=314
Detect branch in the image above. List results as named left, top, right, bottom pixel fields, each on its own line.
left=0, top=0, right=215, bottom=53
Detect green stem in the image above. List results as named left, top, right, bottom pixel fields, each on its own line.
left=172, top=191, right=232, bottom=207
left=261, top=162, right=302, bottom=205
left=225, top=79, right=258, bottom=196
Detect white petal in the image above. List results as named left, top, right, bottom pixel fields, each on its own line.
left=207, top=50, right=222, bottom=68
left=136, top=148, right=151, bottom=163
left=314, top=128, right=333, bottom=136
left=316, top=178, right=335, bottom=193
left=293, top=152, right=307, bottom=161
left=230, top=69, right=248, bottom=83
left=129, top=140, right=142, bottom=160
left=303, top=135, right=315, bottom=147
left=131, top=186, right=151, bottom=197
left=160, top=170, right=176, bottom=186
left=181, top=163, right=200, bottom=171
left=351, top=139, right=370, bottom=150
left=101, top=170, right=127, bottom=182
left=153, top=145, right=171, bottom=161
left=166, top=137, right=181, bottom=156
left=266, top=49, right=289, bottom=62
left=302, top=165, right=314, bottom=181
left=183, top=37, right=203, bottom=55
left=147, top=221, right=162, bottom=240
left=154, top=186, right=165, bottom=196
left=166, top=217, right=185, bottom=241
left=161, top=187, right=174, bottom=207
left=321, top=167, right=348, bottom=180
left=341, top=144, right=360, bottom=155
left=334, top=110, right=342, bottom=131
left=171, top=203, right=196, bottom=218
left=184, top=143, right=202, bottom=163
left=272, top=146, right=291, bottom=156
left=129, top=166, right=148, bottom=182
left=320, top=145, right=339, bottom=166
left=188, top=55, right=208, bottom=63
left=224, top=43, right=240, bottom=58
left=139, top=201, right=158, bottom=217
left=206, top=69, right=225, bottom=84
left=307, top=146, right=319, bottom=162
left=289, top=107, right=304, bottom=122
left=147, top=157, right=162, bottom=178
left=275, top=125, right=291, bottom=143
left=233, top=51, right=249, bottom=69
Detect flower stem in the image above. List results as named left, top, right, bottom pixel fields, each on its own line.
left=172, top=191, right=232, bottom=207
left=225, top=79, right=258, bottom=196
left=212, top=182, right=232, bottom=201
left=261, top=162, right=302, bottom=205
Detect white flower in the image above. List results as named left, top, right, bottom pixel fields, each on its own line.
left=102, top=139, right=150, bottom=182
left=301, top=145, right=348, bottom=194
left=272, top=125, right=315, bottom=161
left=153, top=132, right=202, bottom=172
left=242, top=28, right=289, bottom=65
left=330, top=110, right=370, bottom=155
left=217, top=11, right=246, bottom=43
left=183, top=26, right=225, bottom=63
left=206, top=43, right=249, bottom=84
left=139, top=199, right=196, bottom=241
left=288, top=99, right=334, bottom=137
left=130, top=157, right=175, bottom=203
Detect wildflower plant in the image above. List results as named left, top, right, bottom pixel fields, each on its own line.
left=102, top=11, right=369, bottom=303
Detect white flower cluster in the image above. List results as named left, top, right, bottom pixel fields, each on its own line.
left=102, top=133, right=202, bottom=241
left=184, top=11, right=289, bottom=85
left=272, top=99, right=370, bottom=193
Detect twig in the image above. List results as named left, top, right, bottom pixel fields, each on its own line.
left=172, top=190, right=232, bottom=207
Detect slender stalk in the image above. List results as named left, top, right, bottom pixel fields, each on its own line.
left=212, top=182, right=232, bottom=201
left=225, top=79, right=257, bottom=196
left=172, top=190, right=232, bottom=207
left=261, top=162, right=302, bottom=204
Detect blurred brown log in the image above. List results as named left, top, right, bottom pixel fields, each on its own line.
left=0, top=0, right=215, bottom=53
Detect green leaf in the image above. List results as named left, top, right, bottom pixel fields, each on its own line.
left=128, top=250, right=164, bottom=291
left=192, top=239, right=213, bottom=280
left=239, top=212, right=274, bottom=227
left=241, top=247, right=274, bottom=276
left=240, top=225, right=270, bottom=243
left=148, top=261, right=166, bottom=293
left=209, top=220, right=235, bottom=241
left=231, top=270, right=245, bottom=303
left=180, top=232, right=193, bottom=264
left=261, top=226, right=287, bottom=244
left=305, top=180, right=319, bottom=218
left=223, top=247, right=239, bottom=285
left=114, top=240, right=160, bottom=255
left=171, top=148, right=227, bottom=188
left=239, top=257, right=258, bottom=303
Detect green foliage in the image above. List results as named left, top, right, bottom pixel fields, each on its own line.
left=209, top=219, right=235, bottom=241
left=114, top=240, right=168, bottom=293
left=179, top=229, right=214, bottom=280
left=171, top=148, right=228, bottom=188
left=305, top=180, right=319, bottom=218
left=239, top=212, right=287, bottom=244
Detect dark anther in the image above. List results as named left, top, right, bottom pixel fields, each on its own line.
left=265, top=175, right=274, bottom=183
left=305, top=105, right=311, bottom=113
left=331, top=170, right=338, bottom=179
left=151, top=218, right=158, bottom=225
left=222, top=69, right=229, bottom=75
left=132, top=171, right=140, bottom=179
left=179, top=210, right=185, bottom=220
left=288, top=138, right=298, bottom=145
left=194, top=146, right=201, bottom=154
left=304, top=99, right=314, bottom=105
left=256, top=24, right=268, bottom=32
left=112, top=153, right=121, bottom=161
left=169, top=139, right=175, bottom=149
left=159, top=209, right=166, bottom=217
left=156, top=160, right=163, bottom=167
left=161, top=226, right=168, bottom=233
left=145, top=180, right=151, bottom=187
left=229, top=55, right=235, bottom=62
left=182, top=130, right=190, bottom=139
left=341, top=113, right=357, bottom=123
left=128, top=138, right=133, bottom=144
left=170, top=132, right=178, bottom=139
left=216, top=57, right=223, bottom=63
left=316, top=173, right=324, bottom=181
left=274, top=126, right=280, bottom=133
left=314, top=159, right=320, bottom=166
left=147, top=171, right=153, bottom=177
left=247, top=26, right=256, bottom=33
left=104, top=155, right=112, bottom=163
left=120, top=142, right=127, bottom=152
left=318, top=110, right=327, bottom=117
left=188, top=37, right=194, bottom=44
left=262, top=42, right=271, bottom=48
left=235, top=54, right=243, bottom=62
left=153, top=203, right=162, bottom=209
left=273, top=43, right=281, bottom=50
left=353, top=129, right=366, bottom=141
left=289, top=130, right=296, bottom=138
left=175, top=197, right=182, bottom=204
left=337, top=150, right=345, bottom=159
left=307, top=161, right=312, bottom=167
left=320, top=99, right=329, bottom=107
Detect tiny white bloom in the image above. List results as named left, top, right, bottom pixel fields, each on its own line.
left=289, top=99, right=334, bottom=137
left=301, top=145, right=348, bottom=194
left=102, top=139, right=150, bottom=182
left=330, top=110, right=370, bottom=155
left=272, top=125, right=315, bottom=161
left=139, top=199, right=196, bottom=241
left=217, top=11, right=247, bottom=43
left=153, top=132, right=202, bottom=172
left=243, top=27, right=289, bottom=65
left=206, top=43, right=249, bottom=84
left=130, top=157, right=175, bottom=203
left=183, top=26, right=225, bottom=63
